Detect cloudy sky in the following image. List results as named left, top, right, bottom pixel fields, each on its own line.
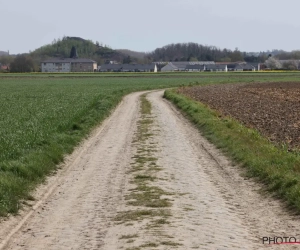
left=1, top=0, right=300, bottom=54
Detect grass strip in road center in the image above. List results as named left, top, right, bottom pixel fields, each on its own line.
left=116, top=94, right=181, bottom=249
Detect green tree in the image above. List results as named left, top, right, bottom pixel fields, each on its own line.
left=123, top=56, right=132, bottom=64
left=10, top=55, right=35, bottom=72
left=230, top=48, right=244, bottom=62
left=70, top=46, right=78, bottom=58
left=0, top=55, right=14, bottom=65
left=189, top=57, right=198, bottom=62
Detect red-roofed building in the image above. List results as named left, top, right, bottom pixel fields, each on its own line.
left=0, top=65, right=9, bottom=71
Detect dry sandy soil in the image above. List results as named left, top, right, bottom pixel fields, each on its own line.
left=178, top=82, right=300, bottom=150
left=0, top=90, right=300, bottom=249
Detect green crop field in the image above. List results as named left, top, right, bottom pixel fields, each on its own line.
left=1, top=72, right=300, bottom=216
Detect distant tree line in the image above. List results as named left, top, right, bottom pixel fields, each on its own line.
left=276, top=51, right=300, bottom=60
left=146, top=43, right=269, bottom=63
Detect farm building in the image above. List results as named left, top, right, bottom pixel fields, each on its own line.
left=161, top=62, right=187, bottom=72
left=240, top=64, right=256, bottom=71
left=99, top=64, right=123, bottom=72
left=185, top=65, right=205, bottom=72
left=99, top=64, right=157, bottom=72
left=161, top=61, right=215, bottom=72
left=247, top=63, right=261, bottom=71
left=0, top=63, right=9, bottom=71
left=227, top=64, right=243, bottom=71
left=205, top=64, right=228, bottom=72
left=224, top=63, right=259, bottom=71
left=41, top=58, right=97, bottom=73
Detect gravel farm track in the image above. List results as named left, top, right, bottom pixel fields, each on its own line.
left=1, top=90, right=300, bottom=249
left=178, top=82, right=300, bottom=150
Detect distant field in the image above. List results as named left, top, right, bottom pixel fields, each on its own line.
left=3, top=71, right=300, bottom=78
left=1, top=72, right=300, bottom=216
left=178, top=82, right=300, bottom=150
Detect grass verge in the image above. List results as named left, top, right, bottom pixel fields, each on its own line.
left=164, top=89, right=300, bottom=212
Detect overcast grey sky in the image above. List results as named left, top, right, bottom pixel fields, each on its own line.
left=1, top=0, right=300, bottom=54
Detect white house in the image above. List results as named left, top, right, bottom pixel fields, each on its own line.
left=185, top=65, right=205, bottom=72
left=41, top=58, right=97, bottom=72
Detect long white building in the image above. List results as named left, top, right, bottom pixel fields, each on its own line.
left=41, top=58, right=97, bottom=72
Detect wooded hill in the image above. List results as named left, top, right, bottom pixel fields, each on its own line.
left=30, top=37, right=141, bottom=64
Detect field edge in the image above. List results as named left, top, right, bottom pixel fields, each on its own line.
left=164, top=88, right=300, bottom=213
left=0, top=90, right=126, bottom=217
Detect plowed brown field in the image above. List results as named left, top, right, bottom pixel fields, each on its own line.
left=178, top=82, right=300, bottom=149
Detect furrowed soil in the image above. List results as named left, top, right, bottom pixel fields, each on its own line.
left=178, top=82, right=300, bottom=150
left=1, top=90, right=300, bottom=249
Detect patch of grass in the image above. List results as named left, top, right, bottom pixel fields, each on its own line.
left=183, top=207, right=195, bottom=211
left=127, top=195, right=171, bottom=208
left=127, top=165, right=144, bottom=173
left=125, top=223, right=134, bottom=226
left=146, top=218, right=170, bottom=229
left=148, top=165, right=163, bottom=172
left=161, top=241, right=183, bottom=246
left=140, top=242, right=159, bottom=248
left=115, top=209, right=171, bottom=223
left=134, top=175, right=156, bottom=181
left=154, top=218, right=170, bottom=225
left=131, top=156, right=158, bottom=165
left=126, top=185, right=172, bottom=208
left=140, top=94, right=152, bottom=115
left=119, top=234, right=139, bottom=240
left=164, top=88, right=300, bottom=212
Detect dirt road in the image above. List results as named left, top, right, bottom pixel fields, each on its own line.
left=1, top=90, right=300, bottom=249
